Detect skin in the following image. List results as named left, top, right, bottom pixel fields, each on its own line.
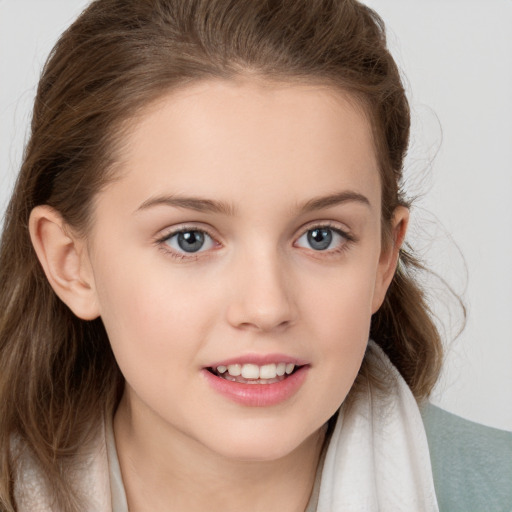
left=29, top=79, right=408, bottom=511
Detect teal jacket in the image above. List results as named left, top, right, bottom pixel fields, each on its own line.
left=421, top=404, right=512, bottom=512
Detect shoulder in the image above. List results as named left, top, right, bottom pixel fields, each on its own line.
left=420, top=402, right=512, bottom=512
left=10, top=424, right=111, bottom=511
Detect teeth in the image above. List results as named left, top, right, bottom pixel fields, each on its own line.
left=227, top=364, right=241, bottom=376
left=217, top=362, right=297, bottom=379
left=259, top=364, right=277, bottom=379
left=241, top=364, right=260, bottom=379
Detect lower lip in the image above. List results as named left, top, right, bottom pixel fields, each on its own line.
left=202, top=366, right=309, bottom=407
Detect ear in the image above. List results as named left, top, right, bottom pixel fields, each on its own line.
left=371, top=206, right=409, bottom=313
left=29, top=205, right=100, bottom=320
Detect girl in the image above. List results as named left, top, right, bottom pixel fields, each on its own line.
left=0, top=1, right=510, bottom=511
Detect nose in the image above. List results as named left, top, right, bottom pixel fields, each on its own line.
left=225, top=249, right=297, bottom=333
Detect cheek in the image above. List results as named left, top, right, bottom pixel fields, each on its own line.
left=297, top=261, right=377, bottom=406
left=93, top=266, right=222, bottom=422
left=313, top=284, right=371, bottom=375
left=91, top=254, right=217, bottom=376
left=301, top=259, right=377, bottom=338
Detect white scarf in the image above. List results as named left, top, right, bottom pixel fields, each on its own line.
left=14, top=341, right=438, bottom=511
left=316, top=341, right=439, bottom=511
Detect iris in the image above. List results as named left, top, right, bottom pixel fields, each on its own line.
left=177, top=231, right=205, bottom=252
left=307, top=228, right=333, bottom=251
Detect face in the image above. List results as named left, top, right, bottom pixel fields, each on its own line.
left=82, top=79, right=402, bottom=461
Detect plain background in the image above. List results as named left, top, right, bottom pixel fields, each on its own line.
left=1, top=0, right=511, bottom=431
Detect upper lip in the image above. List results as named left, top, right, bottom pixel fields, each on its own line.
left=206, top=353, right=309, bottom=368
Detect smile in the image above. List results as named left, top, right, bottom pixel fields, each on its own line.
left=211, top=362, right=297, bottom=384
left=203, top=359, right=309, bottom=407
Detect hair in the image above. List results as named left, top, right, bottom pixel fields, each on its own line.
left=0, top=0, right=444, bottom=509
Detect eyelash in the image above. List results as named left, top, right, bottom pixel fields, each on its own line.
left=294, top=222, right=355, bottom=257
left=154, top=222, right=355, bottom=261
left=154, top=225, right=218, bottom=261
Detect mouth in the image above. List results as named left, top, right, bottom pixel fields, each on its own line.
left=203, top=356, right=310, bottom=406
left=203, top=356, right=311, bottom=407
left=206, top=362, right=303, bottom=385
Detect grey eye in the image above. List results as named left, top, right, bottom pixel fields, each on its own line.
left=296, top=227, right=345, bottom=251
left=307, top=228, right=332, bottom=250
left=165, top=230, right=214, bottom=253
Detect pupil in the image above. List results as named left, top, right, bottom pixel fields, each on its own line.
left=177, top=231, right=205, bottom=252
left=307, top=228, right=332, bottom=251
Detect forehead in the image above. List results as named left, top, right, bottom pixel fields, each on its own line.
left=104, top=79, right=380, bottom=215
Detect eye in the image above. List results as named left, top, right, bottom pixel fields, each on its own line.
left=295, top=226, right=347, bottom=251
left=163, top=229, right=216, bottom=254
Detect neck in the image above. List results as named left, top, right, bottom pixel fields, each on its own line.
left=113, top=393, right=326, bottom=512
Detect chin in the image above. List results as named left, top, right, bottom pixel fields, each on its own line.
left=199, top=421, right=322, bottom=463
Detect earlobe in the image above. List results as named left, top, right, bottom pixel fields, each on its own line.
left=371, top=206, right=409, bottom=313
left=29, top=205, right=100, bottom=320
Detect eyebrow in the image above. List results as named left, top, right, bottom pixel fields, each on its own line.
left=299, top=191, right=371, bottom=212
left=136, top=195, right=236, bottom=215
left=135, top=190, right=370, bottom=216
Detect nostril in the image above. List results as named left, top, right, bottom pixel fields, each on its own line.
left=233, top=315, right=293, bottom=332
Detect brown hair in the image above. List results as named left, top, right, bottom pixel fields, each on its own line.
left=0, top=0, right=443, bottom=509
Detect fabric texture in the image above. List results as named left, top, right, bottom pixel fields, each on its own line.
left=421, top=402, right=512, bottom=512
left=12, top=428, right=111, bottom=511
left=315, top=341, right=439, bottom=511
